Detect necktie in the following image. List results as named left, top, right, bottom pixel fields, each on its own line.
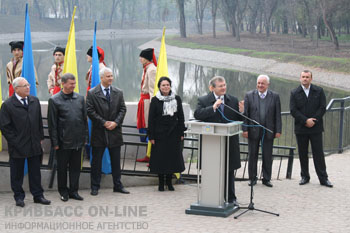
left=105, top=88, right=110, bottom=102
left=21, top=98, right=27, bottom=107
left=260, top=93, right=265, bottom=99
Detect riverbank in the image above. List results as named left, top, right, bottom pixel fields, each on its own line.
left=0, top=28, right=178, bottom=44
left=140, top=38, right=350, bottom=92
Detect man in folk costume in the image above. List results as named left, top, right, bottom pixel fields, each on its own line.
left=136, top=48, right=157, bottom=163
left=47, top=47, right=65, bottom=96
left=6, top=41, right=39, bottom=97
left=6, top=41, right=24, bottom=97
left=86, top=46, right=106, bottom=92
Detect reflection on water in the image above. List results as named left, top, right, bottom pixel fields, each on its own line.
left=167, top=60, right=349, bottom=113
left=1, top=38, right=348, bottom=113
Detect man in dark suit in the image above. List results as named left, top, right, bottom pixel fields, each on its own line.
left=0, top=77, right=51, bottom=207
left=290, top=70, right=333, bottom=187
left=194, top=76, right=243, bottom=206
left=86, top=67, right=129, bottom=196
left=242, top=75, right=282, bottom=187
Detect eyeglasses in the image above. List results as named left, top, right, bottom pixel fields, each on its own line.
left=17, top=84, right=31, bottom=88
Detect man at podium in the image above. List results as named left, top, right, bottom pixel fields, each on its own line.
left=194, top=76, right=243, bottom=206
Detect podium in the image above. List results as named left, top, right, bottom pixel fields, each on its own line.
left=185, top=120, right=242, bottom=217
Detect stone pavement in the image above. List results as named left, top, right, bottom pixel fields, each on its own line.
left=0, top=150, right=349, bottom=233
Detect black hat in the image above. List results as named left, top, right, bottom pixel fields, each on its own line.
left=139, top=48, right=153, bottom=61
left=53, top=46, right=65, bottom=55
left=9, top=41, right=24, bottom=52
left=87, top=46, right=101, bottom=58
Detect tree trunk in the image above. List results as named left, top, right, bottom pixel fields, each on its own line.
left=321, top=6, right=339, bottom=49
left=61, top=0, right=66, bottom=18
left=177, top=0, right=186, bottom=38
left=195, top=0, right=209, bottom=35
left=147, top=0, right=152, bottom=28
left=109, top=0, right=120, bottom=28
left=66, top=0, right=72, bottom=19
left=211, top=0, right=218, bottom=38
left=283, top=15, right=288, bottom=34
left=259, top=11, right=263, bottom=33
left=249, top=0, right=260, bottom=34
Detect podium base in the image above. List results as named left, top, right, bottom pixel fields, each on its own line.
left=185, top=202, right=239, bottom=217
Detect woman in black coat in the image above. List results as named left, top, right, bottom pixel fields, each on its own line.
left=148, top=77, right=186, bottom=191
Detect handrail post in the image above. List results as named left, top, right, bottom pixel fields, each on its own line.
left=338, top=101, right=345, bottom=153
left=286, top=148, right=294, bottom=179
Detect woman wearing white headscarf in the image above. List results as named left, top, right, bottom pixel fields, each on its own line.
left=148, top=77, right=186, bottom=191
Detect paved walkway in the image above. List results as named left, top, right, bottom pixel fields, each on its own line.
left=0, top=150, right=349, bottom=233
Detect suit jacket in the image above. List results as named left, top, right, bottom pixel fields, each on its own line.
left=0, top=95, right=44, bottom=158
left=48, top=91, right=88, bottom=149
left=290, top=84, right=326, bottom=134
left=86, top=84, right=126, bottom=147
left=242, top=89, right=282, bottom=140
left=194, top=92, right=242, bottom=170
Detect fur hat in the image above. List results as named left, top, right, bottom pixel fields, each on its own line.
left=53, top=46, right=65, bottom=55
left=9, top=41, right=24, bottom=52
left=139, top=48, right=154, bottom=62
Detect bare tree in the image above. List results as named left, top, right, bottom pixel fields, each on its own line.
left=221, top=0, right=237, bottom=37
left=235, top=0, right=248, bottom=41
left=109, top=0, right=121, bottom=28
left=248, top=0, right=261, bottom=34
left=263, top=0, right=279, bottom=39
left=221, top=0, right=247, bottom=41
left=49, top=0, right=58, bottom=18
left=211, top=0, right=218, bottom=38
left=319, top=0, right=340, bottom=49
left=195, top=0, right=209, bottom=34
left=176, top=0, right=186, bottom=38
left=61, top=0, right=67, bottom=18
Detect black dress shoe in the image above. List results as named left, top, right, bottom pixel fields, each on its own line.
left=320, top=180, right=333, bottom=188
left=248, top=178, right=257, bottom=186
left=69, top=193, right=84, bottom=201
left=262, top=180, right=273, bottom=187
left=90, top=189, right=98, bottom=196
left=299, top=177, right=310, bottom=185
left=34, top=197, right=51, bottom=205
left=113, top=187, right=130, bottom=194
left=60, top=195, right=69, bottom=202
left=16, top=199, right=25, bottom=207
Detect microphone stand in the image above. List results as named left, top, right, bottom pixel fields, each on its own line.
left=221, top=103, right=279, bottom=219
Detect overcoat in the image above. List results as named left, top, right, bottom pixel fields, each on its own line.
left=148, top=95, right=186, bottom=173
left=86, top=85, right=126, bottom=147
left=0, top=95, right=44, bottom=158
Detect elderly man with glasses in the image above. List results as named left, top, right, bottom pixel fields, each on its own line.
left=0, top=77, right=51, bottom=207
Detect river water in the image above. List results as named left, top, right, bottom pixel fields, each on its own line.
left=0, top=37, right=348, bottom=113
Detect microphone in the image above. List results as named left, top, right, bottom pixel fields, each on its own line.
left=222, top=102, right=274, bottom=134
